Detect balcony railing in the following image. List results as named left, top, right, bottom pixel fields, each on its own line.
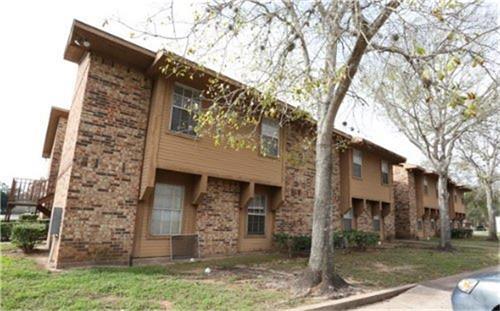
left=8, top=178, right=48, bottom=206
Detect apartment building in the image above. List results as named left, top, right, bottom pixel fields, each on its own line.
left=27, top=20, right=409, bottom=268
left=393, top=164, right=470, bottom=239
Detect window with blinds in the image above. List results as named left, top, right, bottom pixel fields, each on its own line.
left=373, top=215, right=381, bottom=231
left=260, top=118, right=280, bottom=157
left=381, top=160, right=389, bottom=185
left=150, top=183, right=184, bottom=235
left=247, top=194, right=266, bottom=235
left=352, top=149, right=362, bottom=178
left=343, top=209, right=353, bottom=231
left=170, top=84, right=201, bottom=136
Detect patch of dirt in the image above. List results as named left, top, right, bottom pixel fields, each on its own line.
left=191, top=266, right=297, bottom=291
left=372, top=262, right=419, bottom=273
left=159, top=300, right=174, bottom=310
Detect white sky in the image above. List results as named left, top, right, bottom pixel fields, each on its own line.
left=1, top=0, right=452, bottom=185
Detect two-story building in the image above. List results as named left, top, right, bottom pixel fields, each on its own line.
left=37, top=20, right=406, bottom=268
left=338, top=137, right=405, bottom=240
left=393, top=164, right=470, bottom=239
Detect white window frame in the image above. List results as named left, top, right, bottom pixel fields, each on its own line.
left=260, top=118, right=280, bottom=157
left=424, top=177, right=429, bottom=195
left=150, top=183, right=184, bottom=236
left=352, top=149, right=363, bottom=178
left=381, top=160, right=389, bottom=185
left=169, top=83, right=202, bottom=136
left=247, top=194, right=267, bottom=235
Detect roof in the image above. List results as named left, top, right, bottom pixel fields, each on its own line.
left=349, top=136, right=406, bottom=163
left=64, top=20, right=156, bottom=70
left=403, top=163, right=473, bottom=191
left=63, top=19, right=406, bottom=164
left=42, top=107, right=69, bottom=158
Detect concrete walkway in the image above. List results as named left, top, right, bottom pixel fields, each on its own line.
left=353, top=265, right=499, bottom=310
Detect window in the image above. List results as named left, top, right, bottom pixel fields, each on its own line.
left=454, top=193, right=457, bottom=202
left=417, top=220, right=422, bottom=230
left=150, top=184, right=184, bottom=235
left=381, top=160, right=389, bottom=185
left=352, top=149, right=362, bottom=178
left=260, top=119, right=280, bottom=157
left=431, top=219, right=435, bottom=230
left=373, top=215, right=381, bottom=231
left=424, top=177, right=429, bottom=195
left=343, top=209, right=353, bottom=231
left=247, top=195, right=266, bottom=235
left=170, top=84, right=201, bottom=136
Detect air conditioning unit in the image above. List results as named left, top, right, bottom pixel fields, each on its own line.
left=171, top=234, right=199, bottom=260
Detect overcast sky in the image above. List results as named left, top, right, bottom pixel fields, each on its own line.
left=5, top=0, right=486, bottom=185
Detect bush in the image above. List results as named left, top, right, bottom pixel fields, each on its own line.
left=19, top=213, right=39, bottom=222
left=0, top=221, right=15, bottom=241
left=337, top=230, right=379, bottom=251
left=11, top=223, right=47, bottom=253
left=273, top=233, right=311, bottom=257
left=451, top=228, right=473, bottom=239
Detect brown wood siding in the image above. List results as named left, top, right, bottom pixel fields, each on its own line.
left=156, top=79, right=283, bottom=186
left=133, top=170, right=197, bottom=258
left=423, top=175, right=439, bottom=209
left=140, top=78, right=168, bottom=199
left=349, top=148, right=393, bottom=204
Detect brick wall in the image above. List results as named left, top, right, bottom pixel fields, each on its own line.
left=356, top=205, right=372, bottom=232
left=53, top=53, right=152, bottom=267
left=196, top=177, right=240, bottom=256
left=275, top=125, right=342, bottom=236
left=47, top=118, right=67, bottom=197
left=393, top=166, right=418, bottom=239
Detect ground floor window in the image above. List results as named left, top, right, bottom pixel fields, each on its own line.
left=343, top=209, right=353, bottom=231
left=417, top=220, right=423, bottom=230
left=373, top=215, right=380, bottom=231
left=150, top=183, right=184, bottom=235
left=431, top=219, right=436, bottom=230
left=247, top=194, right=266, bottom=235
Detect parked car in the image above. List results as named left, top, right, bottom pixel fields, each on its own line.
left=476, top=225, right=487, bottom=231
left=452, top=272, right=500, bottom=311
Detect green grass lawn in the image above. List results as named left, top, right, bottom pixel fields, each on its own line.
left=1, top=237, right=498, bottom=310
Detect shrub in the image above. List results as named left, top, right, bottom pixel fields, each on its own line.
left=11, top=223, right=46, bottom=253
left=451, top=228, right=473, bottom=239
left=273, top=233, right=311, bottom=257
left=332, top=230, right=379, bottom=250
left=0, top=221, right=15, bottom=241
left=19, top=213, right=39, bottom=222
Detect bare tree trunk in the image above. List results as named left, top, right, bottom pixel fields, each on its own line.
left=484, top=183, right=498, bottom=241
left=297, top=121, right=346, bottom=294
left=437, top=173, right=452, bottom=250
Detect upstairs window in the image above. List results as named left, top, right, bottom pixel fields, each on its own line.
left=352, top=149, right=362, bottom=178
left=260, top=119, right=280, bottom=157
left=373, top=215, right=381, bottom=231
left=381, top=160, right=389, bottom=185
left=247, top=195, right=266, bottom=235
left=454, top=193, right=457, bottom=202
left=343, top=209, right=353, bottom=231
left=150, top=183, right=183, bottom=235
left=170, top=84, right=201, bottom=136
left=424, top=177, right=429, bottom=195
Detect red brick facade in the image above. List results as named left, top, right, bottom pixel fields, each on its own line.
left=196, top=178, right=240, bottom=257
left=46, top=117, right=67, bottom=197
left=393, top=166, right=418, bottom=239
left=53, top=53, right=152, bottom=267
left=275, top=124, right=343, bottom=236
